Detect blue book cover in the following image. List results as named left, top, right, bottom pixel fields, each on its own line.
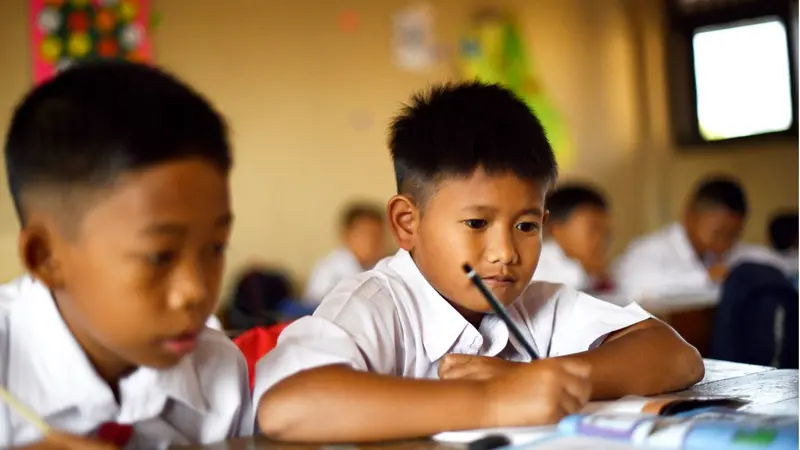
left=555, top=408, right=798, bottom=449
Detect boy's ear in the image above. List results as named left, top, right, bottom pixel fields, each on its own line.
left=18, top=219, right=66, bottom=291
left=387, top=195, right=419, bottom=251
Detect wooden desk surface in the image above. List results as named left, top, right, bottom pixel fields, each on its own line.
left=178, top=359, right=798, bottom=450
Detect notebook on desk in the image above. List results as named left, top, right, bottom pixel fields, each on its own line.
left=433, top=395, right=747, bottom=447
left=552, top=408, right=798, bottom=449
left=436, top=409, right=796, bottom=450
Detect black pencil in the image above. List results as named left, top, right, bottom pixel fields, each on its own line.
left=462, top=263, right=539, bottom=360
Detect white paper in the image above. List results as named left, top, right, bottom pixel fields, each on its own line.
left=432, top=426, right=555, bottom=446
left=580, top=397, right=652, bottom=415
left=391, top=3, right=435, bottom=71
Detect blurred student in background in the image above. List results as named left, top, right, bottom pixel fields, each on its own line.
left=769, top=210, right=798, bottom=277
left=532, top=184, right=614, bottom=293
left=302, top=202, right=387, bottom=305
left=615, top=176, right=789, bottom=299
left=709, top=210, right=799, bottom=368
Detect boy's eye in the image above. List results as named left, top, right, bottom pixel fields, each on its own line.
left=145, top=251, right=176, bottom=268
left=516, top=222, right=539, bottom=233
left=463, top=219, right=488, bottom=230
left=208, top=242, right=228, bottom=257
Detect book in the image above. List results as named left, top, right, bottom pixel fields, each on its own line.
left=433, top=395, right=745, bottom=446
left=433, top=398, right=799, bottom=449
left=581, top=395, right=746, bottom=416
left=556, top=408, right=798, bottom=449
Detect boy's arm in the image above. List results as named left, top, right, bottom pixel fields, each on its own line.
left=257, top=366, right=489, bottom=442
left=257, top=360, right=592, bottom=443
left=560, top=318, right=704, bottom=400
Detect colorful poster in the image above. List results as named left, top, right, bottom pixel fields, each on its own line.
left=30, top=0, right=153, bottom=84
left=459, top=14, right=573, bottom=169
left=391, top=3, right=435, bottom=72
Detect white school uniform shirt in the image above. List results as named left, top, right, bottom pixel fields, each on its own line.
left=531, top=241, right=590, bottom=291
left=205, top=314, right=223, bottom=331
left=614, top=222, right=790, bottom=299
left=0, top=278, right=253, bottom=448
left=302, top=248, right=364, bottom=306
left=779, top=248, right=798, bottom=275
left=0, top=274, right=35, bottom=308
left=254, top=249, right=649, bottom=402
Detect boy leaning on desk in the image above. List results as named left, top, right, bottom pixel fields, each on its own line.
left=254, top=82, right=705, bottom=443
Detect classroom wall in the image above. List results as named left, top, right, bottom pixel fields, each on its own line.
left=0, top=0, right=796, bottom=302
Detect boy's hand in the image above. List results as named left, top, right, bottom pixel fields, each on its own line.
left=439, top=354, right=521, bottom=381
left=482, top=358, right=592, bottom=427
left=21, top=432, right=120, bottom=449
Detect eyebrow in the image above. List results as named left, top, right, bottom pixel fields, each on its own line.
left=461, top=205, right=544, bottom=217
left=140, top=212, right=234, bottom=236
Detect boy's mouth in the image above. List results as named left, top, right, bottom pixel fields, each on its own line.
left=481, top=275, right=517, bottom=287
left=160, top=329, right=201, bottom=355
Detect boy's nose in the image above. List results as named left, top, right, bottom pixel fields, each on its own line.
left=486, top=230, right=519, bottom=265
left=167, top=261, right=210, bottom=310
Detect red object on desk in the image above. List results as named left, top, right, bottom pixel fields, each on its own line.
left=95, top=422, right=134, bottom=446
left=233, top=323, right=291, bottom=391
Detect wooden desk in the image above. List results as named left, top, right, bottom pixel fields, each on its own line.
left=177, top=359, right=798, bottom=450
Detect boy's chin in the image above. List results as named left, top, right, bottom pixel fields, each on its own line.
left=130, top=347, right=192, bottom=370
left=461, top=293, right=521, bottom=313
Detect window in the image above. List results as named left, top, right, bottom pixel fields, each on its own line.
left=665, top=0, right=797, bottom=146
left=692, top=17, right=793, bottom=140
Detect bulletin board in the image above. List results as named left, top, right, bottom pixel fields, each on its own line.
left=30, top=0, right=153, bottom=84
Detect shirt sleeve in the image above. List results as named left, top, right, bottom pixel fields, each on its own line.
left=253, top=277, right=400, bottom=405
left=547, top=287, right=651, bottom=356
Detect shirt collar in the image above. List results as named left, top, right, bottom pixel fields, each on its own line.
left=125, top=350, right=209, bottom=416
left=386, top=250, right=477, bottom=362
left=7, top=279, right=208, bottom=420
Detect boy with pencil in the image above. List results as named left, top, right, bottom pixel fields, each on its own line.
left=254, top=82, right=704, bottom=442
left=0, top=62, right=250, bottom=448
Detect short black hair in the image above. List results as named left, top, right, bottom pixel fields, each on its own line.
left=769, top=211, right=798, bottom=251
left=389, top=81, right=557, bottom=204
left=546, top=184, right=608, bottom=223
left=690, top=176, right=748, bottom=216
left=4, top=60, right=231, bottom=224
left=341, top=202, right=384, bottom=230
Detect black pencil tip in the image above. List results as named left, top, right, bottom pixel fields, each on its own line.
left=462, top=263, right=473, bottom=274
